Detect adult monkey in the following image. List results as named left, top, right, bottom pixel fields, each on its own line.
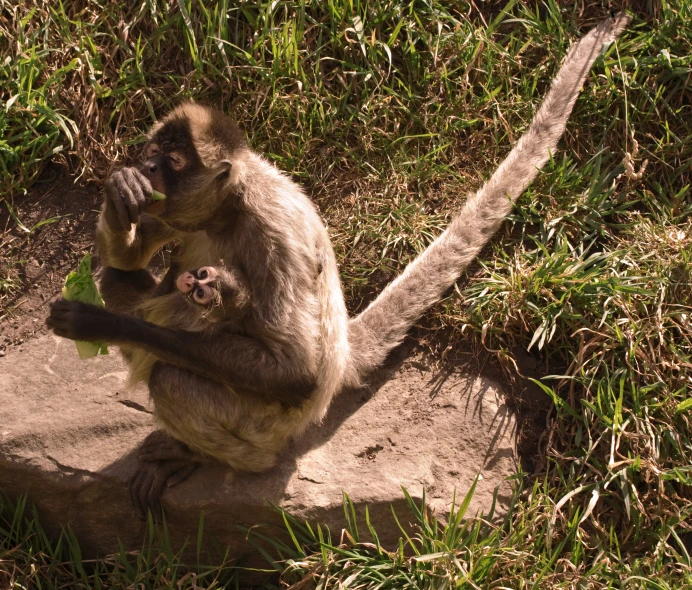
left=47, top=14, right=629, bottom=519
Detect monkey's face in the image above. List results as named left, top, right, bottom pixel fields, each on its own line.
left=176, top=266, right=218, bottom=305
left=141, top=118, right=206, bottom=224
left=141, top=104, right=246, bottom=231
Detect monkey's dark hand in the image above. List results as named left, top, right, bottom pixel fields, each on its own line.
left=46, top=298, right=121, bottom=342
left=103, top=167, right=153, bottom=231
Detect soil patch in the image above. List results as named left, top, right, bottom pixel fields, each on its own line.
left=0, top=168, right=101, bottom=350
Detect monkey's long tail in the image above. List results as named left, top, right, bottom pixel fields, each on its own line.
left=346, top=12, right=630, bottom=384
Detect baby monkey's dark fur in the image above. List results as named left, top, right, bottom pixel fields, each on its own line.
left=47, top=13, right=630, bottom=520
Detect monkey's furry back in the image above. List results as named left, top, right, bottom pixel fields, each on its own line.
left=346, top=12, right=630, bottom=384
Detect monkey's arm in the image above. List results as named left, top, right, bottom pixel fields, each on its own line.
left=47, top=299, right=316, bottom=405
left=97, top=167, right=178, bottom=271
left=97, top=214, right=178, bottom=271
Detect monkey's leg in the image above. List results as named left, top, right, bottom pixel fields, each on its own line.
left=129, top=362, right=229, bottom=521
left=147, top=362, right=282, bottom=470
left=47, top=299, right=317, bottom=405
left=129, top=430, right=199, bottom=521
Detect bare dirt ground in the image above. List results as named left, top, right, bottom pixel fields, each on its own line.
left=0, top=170, right=550, bottom=472
left=0, top=168, right=101, bottom=352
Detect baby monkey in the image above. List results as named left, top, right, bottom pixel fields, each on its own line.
left=135, top=260, right=251, bottom=331
left=173, top=264, right=250, bottom=324
left=124, top=262, right=252, bottom=386
left=177, top=267, right=218, bottom=303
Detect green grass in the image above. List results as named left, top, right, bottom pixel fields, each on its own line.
left=2, top=0, right=692, bottom=587
left=0, top=494, right=246, bottom=589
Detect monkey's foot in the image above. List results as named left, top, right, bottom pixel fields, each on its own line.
left=137, top=430, right=198, bottom=463
left=129, top=431, right=199, bottom=521
left=47, top=299, right=115, bottom=342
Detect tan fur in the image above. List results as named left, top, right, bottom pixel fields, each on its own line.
left=97, top=14, right=629, bottom=474
left=346, top=12, right=630, bottom=385
left=152, top=155, right=346, bottom=469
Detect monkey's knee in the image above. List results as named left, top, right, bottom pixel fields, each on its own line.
left=99, top=267, right=157, bottom=314
left=149, top=362, right=204, bottom=403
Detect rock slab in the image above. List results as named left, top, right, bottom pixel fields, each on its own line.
left=0, top=335, right=516, bottom=561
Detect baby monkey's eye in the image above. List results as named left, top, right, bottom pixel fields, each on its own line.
left=199, top=269, right=208, bottom=279
left=192, top=284, right=214, bottom=305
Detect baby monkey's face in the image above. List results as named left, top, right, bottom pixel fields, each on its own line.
left=174, top=265, right=251, bottom=324
left=176, top=266, right=218, bottom=305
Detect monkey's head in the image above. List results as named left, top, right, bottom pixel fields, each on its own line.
left=141, top=103, right=247, bottom=231
left=175, top=265, right=251, bottom=323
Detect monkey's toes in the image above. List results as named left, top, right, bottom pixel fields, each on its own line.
left=129, top=459, right=195, bottom=521
left=167, top=463, right=198, bottom=488
left=138, top=430, right=197, bottom=462
left=129, top=462, right=165, bottom=521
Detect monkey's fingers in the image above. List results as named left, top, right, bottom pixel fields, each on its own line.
left=104, top=175, right=132, bottom=231
left=46, top=299, right=76, bottom=336
left=133, top=167, right=153, bottom=201
left=47, top=300, right=109, bottom=341
left=48, top=298, right=78, bottom=318
left=129, top=466, right=149, bottom=520
left=114, top=194, right=131, bottom=231
left=167, top=462, right=198, bottom=488
left=46, top=312, right=67, bottom=327
left=120, top=169, right=146, bottom=225
left=116, top=184, right=140, bottom=228
left=49, top=297, right=73, bottom=313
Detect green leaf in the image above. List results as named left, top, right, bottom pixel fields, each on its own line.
left=62, top=254, right=108, bottom=359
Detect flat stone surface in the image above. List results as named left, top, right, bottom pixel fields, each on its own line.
left=0, top=335, right=517, bottom=561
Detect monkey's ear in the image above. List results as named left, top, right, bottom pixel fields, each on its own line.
left=216, top=159, right=233, bottom=187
